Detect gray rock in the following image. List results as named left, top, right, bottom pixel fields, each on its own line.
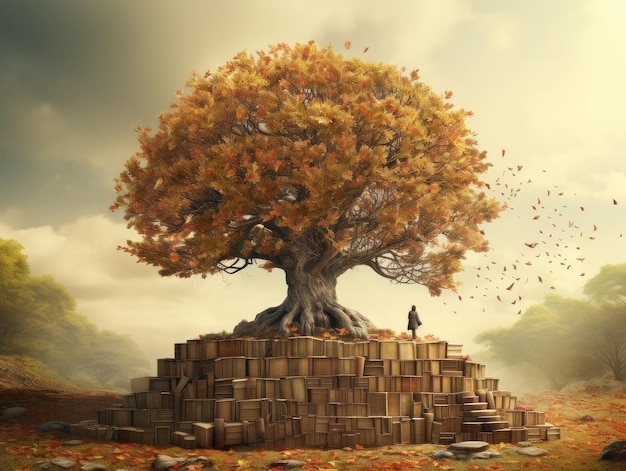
left=80, top=463, right=108, bottom=471
left=432, top=450, right=455, bottom=459
left=39, top=420, right=71, bottom=432
left=50, top=458, right=77, bottom=469
left=516, top=446, right=550, bottom=457
left=470, top=450, right=501, bottom=459
left=63, top=439, right=84, bottom=446
left=0, top=406, right=27, bottom=420
left=152, top=455, right=184, bottom=469
left=267, top=459, right=306, bottom=468
left=600, top=440, right=626, bottom=461
left=449, top=440, right=490, bottom=453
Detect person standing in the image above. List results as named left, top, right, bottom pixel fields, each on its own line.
left=407, top=305, right=421, bottom=340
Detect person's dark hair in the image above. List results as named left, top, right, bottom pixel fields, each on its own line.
left=411, top=305, right=416, bottom=310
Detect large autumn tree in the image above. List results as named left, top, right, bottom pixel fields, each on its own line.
left=112, top=42, right=501, bottom=337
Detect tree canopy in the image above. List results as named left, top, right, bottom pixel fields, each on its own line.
left=583, top=263, right=626, bottom=305
left=112, top=41, right=501, bottom=336
left=0, top=238, right=148, bottom=388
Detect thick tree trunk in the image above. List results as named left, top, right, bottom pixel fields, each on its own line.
left=253, top=265, right=372, bottom=338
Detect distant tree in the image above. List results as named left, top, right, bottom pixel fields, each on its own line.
left=583, top=263, right=626, bottom=305
left=0, top=238, right=30, bottom=351
left=475, top=301, right=592, bottom=390
left=112, top=41, right=501, bottom=336
left=74, top=330, right=149, bottom=386
left=579, top=264, right=626, bottom=381
left=477, top=265, right=626, bottom=388
left=0, top=237, right=149, bottom=388
left=575, top=304, right=626, bottom=381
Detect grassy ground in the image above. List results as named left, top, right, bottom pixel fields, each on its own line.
left=1, top=385, right=625, bottom=470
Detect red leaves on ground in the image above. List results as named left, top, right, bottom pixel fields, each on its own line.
left=2, top=388, right=626, bottom=470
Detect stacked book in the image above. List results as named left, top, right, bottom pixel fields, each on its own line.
left=71, top=336, right=559, bottom=448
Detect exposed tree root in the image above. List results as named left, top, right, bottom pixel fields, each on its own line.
left=253, top=298, right=372, bottom=338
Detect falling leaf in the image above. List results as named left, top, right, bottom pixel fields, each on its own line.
left=525, top=242, right=538, bottom=248
left=344, top=40, right=352, bottom=50
left=363, top=46, right=369, bottom=53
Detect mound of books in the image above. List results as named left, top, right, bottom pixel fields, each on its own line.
left=72, top=336, right=559, bottom=449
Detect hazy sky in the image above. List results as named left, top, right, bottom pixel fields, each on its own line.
left=1, top=1, right=625, bottom=372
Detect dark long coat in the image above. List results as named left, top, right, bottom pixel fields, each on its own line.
left=407, top=309, right=421, bottom=330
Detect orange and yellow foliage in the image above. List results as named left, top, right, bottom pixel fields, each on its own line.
left=112, top=41, right=500, bottom=297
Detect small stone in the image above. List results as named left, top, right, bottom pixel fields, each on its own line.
left=63, top=439, right=84, bottom=446
left=449, top=441, right=490, bottom=453
left=0, top=406, right=27, bottom=420
left=267, top=459, right=306, bottom=468
left=600, top=440, right=626, bottom=461
left=50, top=457, right=77, bottom=469
left=516, top=446, right=550, bottom=457
left=39, top=420, right=71, bottom=432
left=80, top=463, right=108, bottom=471
left=471, top=450, right=501, bottom=459
left=152, top=455, right=184, bottom=469
left=432, top=450, right=455, bottom=459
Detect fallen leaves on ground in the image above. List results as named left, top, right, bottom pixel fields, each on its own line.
left=1, top=387, right=625, bottom=470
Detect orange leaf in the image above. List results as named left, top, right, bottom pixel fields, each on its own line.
left=169, top=252, right=180, bottom=262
